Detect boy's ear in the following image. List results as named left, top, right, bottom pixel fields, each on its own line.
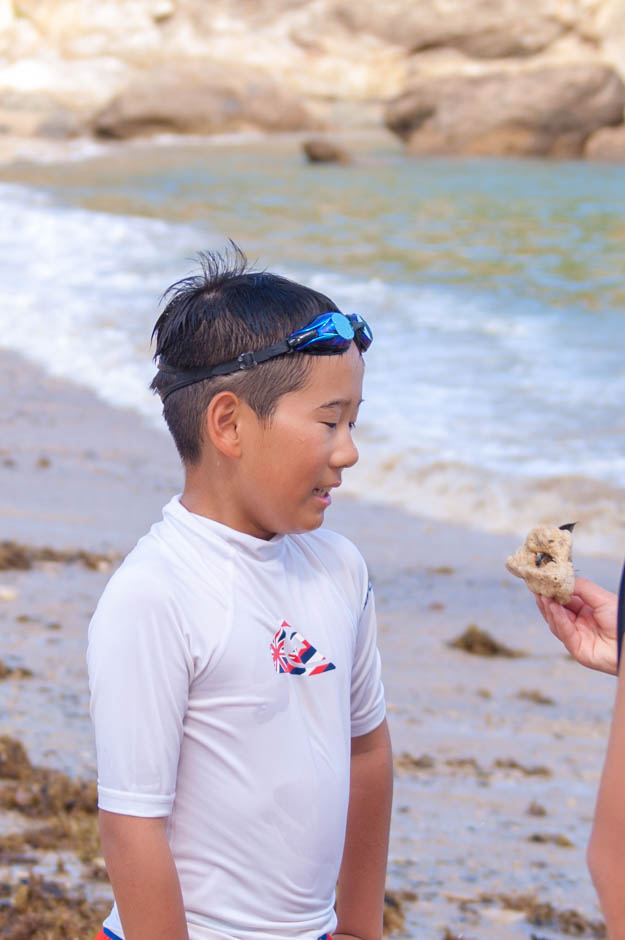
left=204, top=391, right=244, bottom=458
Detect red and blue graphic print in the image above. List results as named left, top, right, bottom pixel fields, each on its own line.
left=270, top=621, right=336, bottom=676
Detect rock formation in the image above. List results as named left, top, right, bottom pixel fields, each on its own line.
left=0, top=0, right=624, bottom=156
left=335, top=0, right=572, bottom=58
left=585, top=124, right=625, bottom=159
left=385, top=63, right=625, bottom=157
left=93, top=64, right=317, bottom=139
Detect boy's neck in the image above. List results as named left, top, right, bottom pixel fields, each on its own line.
left=180, top=472, right=277, bottom=542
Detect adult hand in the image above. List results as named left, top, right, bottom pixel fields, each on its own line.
left=536, top=577, right=618, bottom=675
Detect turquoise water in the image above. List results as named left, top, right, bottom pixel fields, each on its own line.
left=2, top=134, right=625, bottom=554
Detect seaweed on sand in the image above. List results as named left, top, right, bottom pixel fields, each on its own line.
left=457, top=892, right=606, bottom=937
left=528, top=832, right=574, bottom=848
left=0, top=738, right=107, bottom=938
left=0, top=735, right=99, bottom=857
left=0, top=874, right=111, bottom=940
left=518, top=688, right=556, bottom=706
left=0, top=541, right=116, bottom=572
left=493, top=758, right=551, bottom=777
left=383, top=889, right=417, bottom=934
left=0, top=660, right=33, bottom=679
left=394, top=752, right=436, bottom=772
left=448, top=625, right=525, bottom=658
left=0, top=736, right=97, bottom=818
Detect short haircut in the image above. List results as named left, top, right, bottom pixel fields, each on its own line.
left=150, top=244, right=342, bottom=464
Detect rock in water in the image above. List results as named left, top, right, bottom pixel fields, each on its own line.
left=302, top=138, right=351, bottom=164
left=506, top=525, right=575, bottom=604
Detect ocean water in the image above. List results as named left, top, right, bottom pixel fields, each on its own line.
left=2, top=134, right=625, bottom=557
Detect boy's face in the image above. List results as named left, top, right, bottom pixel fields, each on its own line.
left=237, top=342, right=364, bottom=539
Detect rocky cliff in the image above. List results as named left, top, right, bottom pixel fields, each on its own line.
left=1, top=0, right=624, bottom=157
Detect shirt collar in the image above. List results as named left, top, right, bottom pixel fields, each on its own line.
left=163, top=495, right=287, bottom=561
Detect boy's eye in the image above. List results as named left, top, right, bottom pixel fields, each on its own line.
left=322, top=421, right=357, bottom=430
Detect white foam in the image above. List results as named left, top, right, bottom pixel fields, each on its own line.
left=0, top=182, right=220, bottom=419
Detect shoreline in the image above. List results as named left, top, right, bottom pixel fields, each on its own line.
left=0, top=127, right=401, bottom=171
left=0, top=346, right=620, bottom=938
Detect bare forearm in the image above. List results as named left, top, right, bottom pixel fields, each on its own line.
left=99, top=811, right=189, bottom=940
left=589, top=813, right=625, bottom=940
left=589, top=840, right=625, bottom=938
left=587, top=671, right=625, bottom=938
left=336, top=719, right=393, bottom=940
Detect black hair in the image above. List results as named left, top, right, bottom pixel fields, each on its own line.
left=150, top=243, right=342, bottom=464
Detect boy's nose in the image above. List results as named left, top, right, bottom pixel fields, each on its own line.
left=331, top=432, right=359, bottom=470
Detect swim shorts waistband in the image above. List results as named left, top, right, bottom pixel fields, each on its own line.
left=95, top=930, right=333, bottom=940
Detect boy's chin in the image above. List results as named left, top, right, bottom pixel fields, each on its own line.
left=303, top=508, right=329, bottom=533
left=279, top=509, right=328, bottom=536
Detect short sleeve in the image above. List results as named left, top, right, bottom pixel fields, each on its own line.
left=350, top=580, right=386, bottom=737
left=87, top=565, right=193, bottom=817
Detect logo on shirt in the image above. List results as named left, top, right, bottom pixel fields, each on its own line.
left=270, top=621, right=336, bottom=676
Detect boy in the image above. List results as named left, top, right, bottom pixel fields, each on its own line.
left=88, top=245, right=393, bottom=940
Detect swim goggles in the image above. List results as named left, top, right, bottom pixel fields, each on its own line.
left=157, top=311, right=372, bottom=401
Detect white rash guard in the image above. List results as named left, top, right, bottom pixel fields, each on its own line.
left=88, top=496, right=385, bottom=940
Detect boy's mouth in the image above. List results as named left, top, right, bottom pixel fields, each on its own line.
left=312, top=483, right=340, bottom=505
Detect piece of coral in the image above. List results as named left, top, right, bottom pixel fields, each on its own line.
left=506, top=525, right=575, bottom=605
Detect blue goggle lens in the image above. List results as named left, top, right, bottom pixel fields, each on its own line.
left=289, top=311, right=372, bottom=353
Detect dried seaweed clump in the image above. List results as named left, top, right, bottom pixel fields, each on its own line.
left=0, top=738, right=104, bottom=903
left=448, top=625, right=524, bottom=658
left=493, top=758, right=551, bottom=777
left=0, top=660, right=33, bottom=680
left=383, top=890, right=417, bottom=934
left=0, top=874, right=111, bottom=940
left=394, top=752, right=435, bottom=772
left=0, top=738, right=107, bottom=940
left=0, top=735, right=97, bottom=816
left=0, top=540, right=116, bottom=572
left=0, top=737, right=33, bottom=779
left=528, top=832, right=574, bottom=848
left=517, top=688, right=555, bottom=706
left=477, top=892, right=606, bottom=937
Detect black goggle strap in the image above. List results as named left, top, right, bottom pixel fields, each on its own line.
left=618, top=557, right=625, bottom=671
left=158, top=312, right=371, bottom=401
left=159, top=339, right=292, bottom=400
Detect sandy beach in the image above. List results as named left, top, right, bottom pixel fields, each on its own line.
left=0, top=347, right=621, bottom=939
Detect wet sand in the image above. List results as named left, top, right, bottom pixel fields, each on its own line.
left=0, top=348, right=620, bottom=939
